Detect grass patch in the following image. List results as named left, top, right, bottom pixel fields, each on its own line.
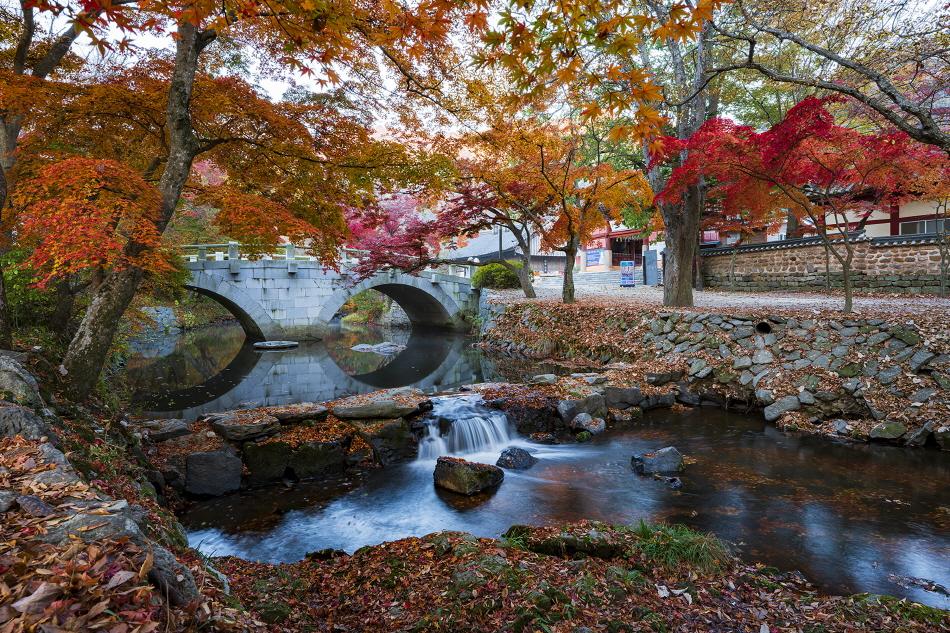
left=627, top=521, right=730, bottom=574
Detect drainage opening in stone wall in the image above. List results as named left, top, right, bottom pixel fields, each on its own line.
left=755, top=321, right=773, bottom=335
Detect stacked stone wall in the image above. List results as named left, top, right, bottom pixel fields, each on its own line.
left=702, top=240, right=947, bottom=293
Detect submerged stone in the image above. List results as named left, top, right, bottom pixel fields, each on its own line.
left=496, top=447, right=538, bottom=470
left=632, top=446, right=684, bottom=474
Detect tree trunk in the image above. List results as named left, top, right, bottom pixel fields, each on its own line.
left=661, top=185, right=701, bottom=307
left=517, top=257, right=536, bottom=299
left=785, top=209, right=799, bottom=239
left=562, top=236, right=578, bottom=304
left=48, top=278, right=76, bottom=337
left=0, top=163, right=13, bottom=348
left=60, top=22, right=213, bottom=399
left=842, top=251, right=853, bottom=313
left=59, top=266, right=143, bottom=398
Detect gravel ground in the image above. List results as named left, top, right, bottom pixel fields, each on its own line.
left=493, top=283, right=950, bottom=315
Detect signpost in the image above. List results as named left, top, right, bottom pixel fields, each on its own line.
left=620, top=260, right=636, bottom=287
left=585, top=249, right=601, bottom=267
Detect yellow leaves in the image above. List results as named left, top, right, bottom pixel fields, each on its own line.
left=580, top=101, right=603, bottom=121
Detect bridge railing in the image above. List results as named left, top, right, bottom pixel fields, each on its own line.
left=179, top=242, right=367, bottom=270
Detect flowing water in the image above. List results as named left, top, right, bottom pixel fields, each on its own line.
left=124, top=323, right=950, bottom=609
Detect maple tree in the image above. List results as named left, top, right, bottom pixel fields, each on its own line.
left=654, top=96, right=950, bottom=312
left=710, top=0, right=950, bottom=153
left=1, top=0, right=489, bottom=398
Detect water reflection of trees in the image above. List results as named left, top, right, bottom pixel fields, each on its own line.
left=124, top=323, right=246, bottom=392
left=324, top=324, right=411, bottom=375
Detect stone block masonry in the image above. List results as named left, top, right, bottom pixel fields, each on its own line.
left=184, top=258, right=477, bottom=341
left=702, top=235, right=948, bottom=294
left=480, top=300, right=950, bottom=450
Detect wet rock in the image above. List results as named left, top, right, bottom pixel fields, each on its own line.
left=503, top=403, right=561, bottom=435
left=754, top=389, right=775, bottom=406
left=632, top=446, right=684, bottom=474
left=654, top=475, right=683, bottom=489
left=640, top=392, right=676, bottom=410
left=289, top=441, right=346, bottom=479
left=333, top=399, right=418, bottom=420
left=496, top=447, right=538, bottom=470
left=242, top=441, right=293, bottom=485
left=530, top=432, right=559, bottom=444
left=935, top=426, right=950, bottom=450
left=210, top=413, right=280, bottom=442
left=904, top=422, right=933, bottom=447
left=352, top=418, right=416, bottom=465
left=433, top=457, right=503, bottom=495
left=763, top=396, right=800, bottom=422
left=610, top=408, right=643, bottom=425
left=604, top=386, right=643, bottom=409
left=141, top=418, right=191, bottom=442
left=675, top=389, right=701, bottom=407
left=0, top=355, right=44, bottom=408
left=557, top=394, right=607, bottom=422
left=869, top=421, right=907, bottom=441
left=0, top=404, right=50, bottom=440
left=645, top=370, right=684, bottom=386
left=570, top=413, right=606, bottom=435
left=530, top=374, right=558, bottom=385
left=185, top=449, right=242, bottom=496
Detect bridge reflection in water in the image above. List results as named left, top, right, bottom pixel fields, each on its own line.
left=127, top=324, right=495, bottom=420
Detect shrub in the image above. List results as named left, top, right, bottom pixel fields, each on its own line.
left=472, top=261, right=522, bottom=289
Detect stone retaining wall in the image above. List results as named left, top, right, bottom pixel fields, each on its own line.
left=480, top=302, right=949, bottom=449
left=701, top=237, right=947, bottom=294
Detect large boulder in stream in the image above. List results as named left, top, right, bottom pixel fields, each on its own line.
left=496, top=447, right=537, bottom=470
left=351, top=418, right=416, bottom=465
left=185, top=449, right=242, bottom=496
left=434, top=457, right=504, bottom=495
left=632, top=446, right=684, bottom=474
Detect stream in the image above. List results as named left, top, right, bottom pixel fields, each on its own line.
left=126, top=322, right=950, bottom=609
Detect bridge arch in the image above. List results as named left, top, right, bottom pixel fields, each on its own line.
left=185, top=271, right=286, bottom=341
left=318, top=274, right=465, bottom=330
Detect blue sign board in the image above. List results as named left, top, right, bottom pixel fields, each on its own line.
left=620, top=260, right=636, bottom=287
left=585, top=249, right=601, bottom=267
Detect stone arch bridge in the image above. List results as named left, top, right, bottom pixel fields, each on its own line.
left=182, top=243, right=477, bottom=340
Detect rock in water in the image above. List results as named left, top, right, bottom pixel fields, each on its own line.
left=632, top=446, right=684, bottom=474
left=869, top=421, right=907, bottom=440
left=434, top=457, right=503, bottom=495
left=496, top=447, right=538, bottom=470
left=185, top=449, right=242, bottom=496
left=570, top=413, right=606, bottom=435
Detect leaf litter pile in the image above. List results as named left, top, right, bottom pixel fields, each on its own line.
left=217, top=521, right=948, bottom=632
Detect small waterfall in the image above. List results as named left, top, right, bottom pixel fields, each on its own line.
left=417, top=395, right=512, bottom=461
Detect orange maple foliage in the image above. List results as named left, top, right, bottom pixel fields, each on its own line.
left=10, top=157, right=170, bottom=287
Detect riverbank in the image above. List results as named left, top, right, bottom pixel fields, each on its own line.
left=480, top=294, right=950, bottom=450
left=1, top=351, right=948, bottom=630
